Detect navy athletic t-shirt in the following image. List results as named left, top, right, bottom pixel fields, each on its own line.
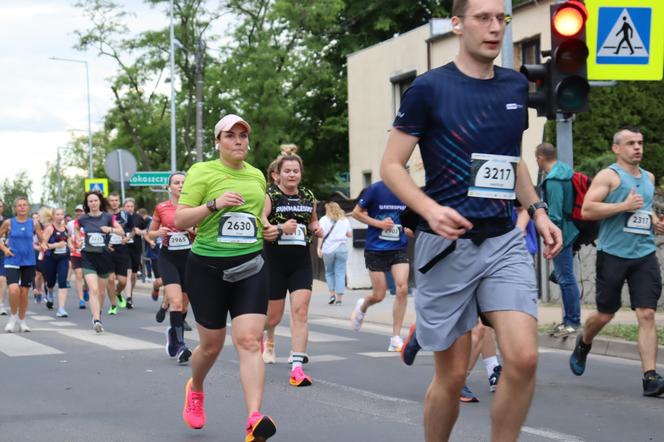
left=358, top=181, right=407, bottom=251
left=393, top=62, right=529, bottom=221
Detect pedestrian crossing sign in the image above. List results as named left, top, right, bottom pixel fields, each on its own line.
left=84, top=178, right=109, bottom=197
left=586, top=0, right=663, bottom=80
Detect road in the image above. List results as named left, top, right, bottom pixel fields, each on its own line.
left=0, top=288, right=661, bottom=441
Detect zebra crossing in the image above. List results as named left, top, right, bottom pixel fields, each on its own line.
left=0, top=311, right=426, bottom=361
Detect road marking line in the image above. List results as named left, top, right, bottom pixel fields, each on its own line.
left=523, top=426, right=585, bottom=442
left=274, top=325, right=356, bottom=342
left=357, top=351, right=400, bottom=358
left=55, top=329, right=161, bottom=351
left=48, top=321, right=77, bottom=327
left=30, top=315, right=53, bottom=321
left=141, top=326, right=233, bottom=345
left=309, top=317, right=409, bottom=337
left=0, top=334, right=63, bottom=357
left=315, top=378, right=419, bottom=405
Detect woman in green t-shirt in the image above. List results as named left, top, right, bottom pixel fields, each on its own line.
left=175, top=114, right=278, bottom=441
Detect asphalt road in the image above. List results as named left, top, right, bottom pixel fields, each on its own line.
left=0, top=290, right=662, bottom=441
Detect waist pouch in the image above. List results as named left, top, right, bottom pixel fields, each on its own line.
left=222, top=254, right=264, bottom=283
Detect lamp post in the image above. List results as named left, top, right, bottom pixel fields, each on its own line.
left=169, top=0, right=176, bottom=172
left=49, top=57, right=94, bottom=179
left=56, top=146, right=63, bottom=208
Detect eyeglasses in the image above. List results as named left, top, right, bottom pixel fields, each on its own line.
left=458, top=13, right=512, bottom=26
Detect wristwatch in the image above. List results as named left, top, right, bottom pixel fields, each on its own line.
left=527, top=201, right=549, bottom=218
left=206, top=200, right=218, bottom=213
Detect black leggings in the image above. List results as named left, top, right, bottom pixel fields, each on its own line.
left=185, top=251, right=268, bottom=329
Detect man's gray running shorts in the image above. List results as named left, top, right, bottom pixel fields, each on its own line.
left=414, top=228, right=538, bottom=351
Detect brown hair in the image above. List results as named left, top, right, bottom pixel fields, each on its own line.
left=452, top=0, right=470, bottom=16
left=275, top=144, right=304, bottom=174
left=535, top=142, right=557, bottom=161
left=266, top=158, right=280, bottom=185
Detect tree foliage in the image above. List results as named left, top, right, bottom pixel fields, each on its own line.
left=1, top=171, right=33, bottom=218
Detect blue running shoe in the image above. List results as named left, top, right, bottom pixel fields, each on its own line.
left=83, top=290, right=90, bottom=302
left=569, top=334, right=591, bottom=376
left=401, top=324, right=421, bottom=366
left=460, top=385, right=479, bottom=403
left=166, top=327, right=178, bottom=357
left=79, top=299, right=86, bottom=310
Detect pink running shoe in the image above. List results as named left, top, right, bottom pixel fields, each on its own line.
left=182, top=378, right=205, bottom=429
left=289, top=366, right=313, bottom=387
left=245, top=411, right=276, bottom=442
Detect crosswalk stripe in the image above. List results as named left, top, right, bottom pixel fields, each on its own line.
left=30, top=315, right=53, bottom=321
left=141, top=326, right=233, bottom=345
left=274, top=325, right=356, bottom=342
left=54, top=329, right=162, bottom=351
left=358, top=351, right=432, bottom=358
left=309, top=317, right=409, bottom=337
left=0, top=334, right=63, bottom=357
left=48, top=321, right=77, bottom=327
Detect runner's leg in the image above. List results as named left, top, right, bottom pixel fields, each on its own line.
left=232, top=313, right=267, bottom=414
left=390, top=262, right=409, bottom=337
left=289, top=289, right=312, bottom=354
left=483, top=310, right=538, bottom=442
left=424, top=333, right=471, bottom=442
left=191, top=325, right=226, bottom=391
left=635, top=308, right=658, bottom=373
left=362, top=271, right=388, bottom=312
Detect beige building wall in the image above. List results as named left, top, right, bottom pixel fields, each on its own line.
left=347, top=0, right=556, bottom=196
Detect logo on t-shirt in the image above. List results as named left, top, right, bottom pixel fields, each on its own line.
left=505, top=103, right=523, bottom=110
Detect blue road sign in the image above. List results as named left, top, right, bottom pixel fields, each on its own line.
left=596, top=7, right=651, bottom=65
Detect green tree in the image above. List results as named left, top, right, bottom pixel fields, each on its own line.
left=0, top=171, right=34, bottom=218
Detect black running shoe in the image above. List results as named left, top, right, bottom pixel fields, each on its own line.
left=643, top=372, right=664, bottom=397
left=126, top=297, right=133, bottom=309
left=569, top=334, right=591, bottom=376
left=489, top=365, right=502, bottom=392
left=165, top=327, right=178, bottom=357
left=401, top=324, right=421, bottom=366
left=156, top=305, right=167, bottom=323
left=177, top=345, right=192, bottom=364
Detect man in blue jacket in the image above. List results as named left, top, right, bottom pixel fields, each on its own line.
left=536, top=143, right=581, bottom=337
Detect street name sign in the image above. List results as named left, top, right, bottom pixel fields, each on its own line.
left=129, top=172, right=171, bottom=187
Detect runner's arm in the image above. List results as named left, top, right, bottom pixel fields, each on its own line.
left=381, top=127, right=472, bottom=239
left=34, top=222, right=48, bottom=251
left=581, top=169, right=630, bottom=220
left=0, top=220, right=10, bottom=255
left=515, top=161, right=541, bottom=213
left=308, top=202, right=322, bottom=237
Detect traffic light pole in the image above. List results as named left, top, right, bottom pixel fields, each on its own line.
left=556, top=114, right=574, bottom=167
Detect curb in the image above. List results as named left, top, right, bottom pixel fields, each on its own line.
left=538, top=333, right=664, bottom=365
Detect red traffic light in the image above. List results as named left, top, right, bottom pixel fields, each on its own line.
left=552, top=1, right=587, bottom=37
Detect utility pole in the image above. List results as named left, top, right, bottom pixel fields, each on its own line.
left=195, top=36, right=205, bottom=162
left=169, top=0, right=177, bottom=172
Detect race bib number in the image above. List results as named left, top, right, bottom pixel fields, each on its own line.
left=109, top=233, right=123, bottom=245
left=624, top=210, right=652, bottom=235
left=379, top=224, right=402, bottom=242
left=468, top=153, right=518, bottom=200
left=54, top=245, right=67, bottom=255
left=278, top=224, right=307, bottom=246
left=218, top=213, right=258, bottom=244
left=87, top=232, right=106, bottom=248
left=167, top=232, right=191, bottom=250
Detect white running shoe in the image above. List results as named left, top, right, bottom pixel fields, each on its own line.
left=4, top=316, right=17, bottom=333
left=93, top=320, right=104, bottom=334
left=56, top=309, right=68, bottom=318
left=0, top=305, right=8, bottom=316
left=262, top=339, right=276, bottom=364
left=350, top=298, right=365, bottom=331
left=18, top=320, right=31, bottom=333
left=388, top=335, right=404, bottom=352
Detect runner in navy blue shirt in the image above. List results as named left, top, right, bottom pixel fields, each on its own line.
left=379, top=0, right=562, bottom=440
left=350, top=180, right=412, bottom=352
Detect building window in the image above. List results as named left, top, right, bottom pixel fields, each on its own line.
left=390, top=70, right=417, bottom=114
left=362, top=171, right=372, bottom=188
left=514, top=36, right=541, bottom=92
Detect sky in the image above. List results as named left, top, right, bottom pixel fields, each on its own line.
left=0, top=0, right=183, bottom=202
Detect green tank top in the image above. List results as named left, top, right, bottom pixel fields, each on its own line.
left=597, top=163, right=656, bottom=259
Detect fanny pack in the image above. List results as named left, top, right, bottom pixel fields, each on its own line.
left=222, top=254, right=264, bottom=283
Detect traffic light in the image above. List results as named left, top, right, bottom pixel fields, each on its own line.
left=550, top=0, right=590, bottom=115
left=520, top=61, right=553, bottom=119
left=520, top=1, right=590, bottom=120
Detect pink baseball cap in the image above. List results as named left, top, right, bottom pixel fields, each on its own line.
left=214, top=114, right=251, bottom=138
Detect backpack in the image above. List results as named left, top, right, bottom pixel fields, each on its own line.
left=568, top=172, right=599, bottom=251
